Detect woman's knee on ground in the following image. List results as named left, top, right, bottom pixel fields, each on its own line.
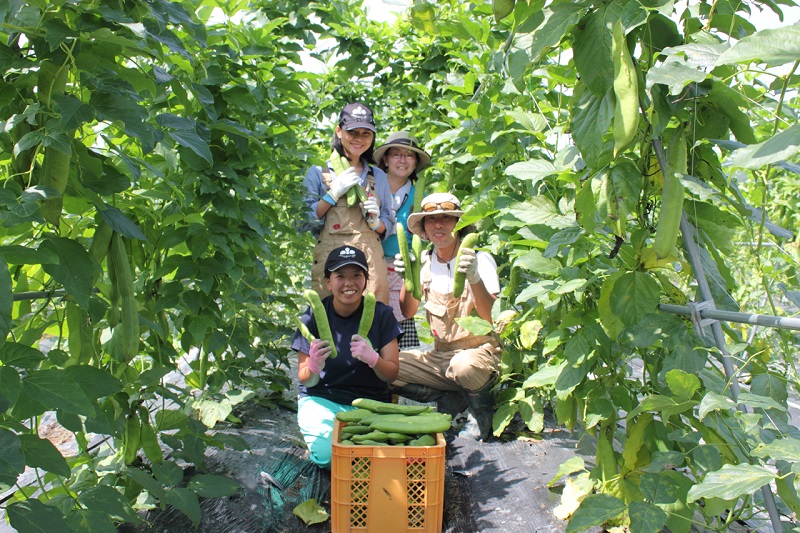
left=306, top=434, right=332, bottom=469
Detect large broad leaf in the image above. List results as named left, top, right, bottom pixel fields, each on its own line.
left=572, top=4, right=620, bottom=96
left=187, top=473, right=241, bottom=498
left=716, top=23, right=800, bottom=67
left=193, top=399, right=233, bottom=428
left=523, top=358, right=566, bottom=388
left=0, top=342, right=45, bottom=369
left=18, top=434, right=70, bottom=478
left=164, top=488, right=201, bottom=527
left=0, top=245, right=59, bottom=265
left=555, top=360, right=590, bottom=400
left=609, top=272, right=660, bottom=327
left=571, top=82, right=614, bottom=168
left=749, top=373, right=788, bottom=405
left=514, top=249, right=561, bottom=277
left=22, top=369, right=94, bottom=416
left=526, top=3, right=585, bottom=60
left=77, top=485, right=139, bottom=524
left=665, top=369, right=700, bottom=401
left=687, top=464, right=776, bottom=503
left=65, top=509, right=117, bottom=533
left=0, top=255, right=10, bottom=344
left=0, top=366, right=21, bottom=412
left=455, top=316, right=494, bottom=335
left=752, top=437, right=800, bottom=462
left=0, top=429, right=25, bottom=489
left=98, top=206, right=146, bottom=240
left=7, top=498, right=72, bottom=533
left=565, top=493, right=626, bottom=533
left=728, top=124, right=800, bottom=170
left=63, top=365, right=123, bottom=401
left=505, top=159, right=558, bottom=186
left=698, top=391, right=736, bottom=420
left=629, top=500, right=667, bottom=533
left=40, top=237, right=97, bottom=309
left=646, top=60, right=709, bottom=95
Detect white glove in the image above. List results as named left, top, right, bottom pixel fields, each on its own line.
left=361, top=196, right=380, bottom=230
left=393, top=252, right=416, bottom=274
left=326, top=167, right=361, bottom=204
left=456, top=248, right=480, bottom=284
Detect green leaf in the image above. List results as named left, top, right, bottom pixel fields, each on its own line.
left=687, top=464, right=776, bottom=503
left=544, top=227, right=583, bottom=258
left=169, top=129, right=213, bottom=164
left=164, top=488, right=201, bottom=527
left=749, top=373, right=788, bottom=405
left=0, top=245, right=59, bottom=265
left=629, top=500, right=667, bottom=533
left=22, top=369, right=94, bottom=416
left=716, top=23, right=800, bottom=67
left=40, top=237, right=97, bottom=309
left=98, top=206, right=146, bottom=240
left=665, top=369, right=701, bottom=400
left=187, top=473, right=241, bottom=498
left=63, top=365, right=123, bottom=400
left=555, top=360, right=589, bottom=400
left=729, top=124, right=800, bottom=170
left=19, top=435, right=70, bottom=478
left=519, top=319, right=542, bottom=349
left=505, top=159, right=558, bottom=186
left=0, top=255, right=9, bottom=344
left=65, top=509, right=117, bottom=533
left=124, top=467, right=167, bottom=499
left=0, top=342, right=45, bottom=369
left=575, top=180, right=596, bottom=233
left=193, top=399, right=233, bottom=428
left=646, top=60, right=709, bottom=95
left=0, top=366, right=21, bottom=412
left=7, top=499, right=71, bottom=533
left=566, top=493, right=626, bottom=533
left=752, top=437, right=800, bottom=462
left=642, top=451, right=686, bottom=473
left=548, top=456, right=585, bottom=487
left=0, top=429, right=25, bottom=489
left=737, top=391, right=787, bottom=412
left=77, top=485, right=139, bottom=524
left=572, top=5, right=618, bottom=96
left=514, top=249, right=561, bottom=277
left=609, top=272, right=660, bottom=327
left=519, top=395, right=544, bottom=432
left=571, top=82, right=614, bottom=168
left=528, top=3, right=585, bottom=61
left=523, top=359, right=566, bottom=388
left=293, top=498, right=329, bottom=526
left=455, top=316, right=494, bottom=335
left=698, top=391, right=736, bottom=420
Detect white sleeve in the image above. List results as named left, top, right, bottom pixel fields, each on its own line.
left=476, top=252, right=500, bottom=295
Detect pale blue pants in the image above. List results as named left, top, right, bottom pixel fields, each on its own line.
left=297, top=396, right=356, bottom=468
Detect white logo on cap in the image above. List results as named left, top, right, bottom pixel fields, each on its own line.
left=352, top=106, right=368, bottom=117
left=340, top=247, right=356, bottom=258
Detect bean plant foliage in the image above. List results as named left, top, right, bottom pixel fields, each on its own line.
left=0, top=0, right=798, bottom=530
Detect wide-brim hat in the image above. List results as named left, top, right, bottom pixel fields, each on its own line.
left=338, top=102, right=376, bottom=132
left=374, top=131, right=432, bottom=172
left=407, top=192, right=464, bottom=241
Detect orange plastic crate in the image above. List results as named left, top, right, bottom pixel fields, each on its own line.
left=331, top=419, right=446, bottom=533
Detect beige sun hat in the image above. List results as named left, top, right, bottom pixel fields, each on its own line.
left=374, top=131, right=432, bottom=172
left=406, top=192, right=464, bottom=241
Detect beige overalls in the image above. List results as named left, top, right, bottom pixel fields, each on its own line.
left=311, top=171, right=390, bottom=304
left=395, top=251, right=502, bottom=392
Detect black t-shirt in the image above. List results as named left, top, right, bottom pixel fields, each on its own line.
left=291, top=295, right=402, bottom=405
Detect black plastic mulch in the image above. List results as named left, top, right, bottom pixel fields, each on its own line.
left=131, top=393, right=585, bottom=533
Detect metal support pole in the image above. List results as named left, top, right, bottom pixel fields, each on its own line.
left=676, top=212, right=784, bottom=532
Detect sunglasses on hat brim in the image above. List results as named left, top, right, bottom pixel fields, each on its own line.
left=421, top=201, right=459, bottom=212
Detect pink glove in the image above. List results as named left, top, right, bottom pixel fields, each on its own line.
left=307, top=339, right=332, bottom=374
left=350, top=335, right=379, bottom=368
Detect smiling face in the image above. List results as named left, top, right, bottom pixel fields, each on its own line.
left=336, top=126, right=374, bottom=161
left=383, top=147, right=417, bottom=180
left=325, top=264, right=367, bottom=313
left=423, top=214, right=459, bottom=250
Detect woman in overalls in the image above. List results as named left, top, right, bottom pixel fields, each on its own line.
left=392, top=192, right=502, bottom=441
left=373, top=131, right=432, bottom=349
left=301, top=102, right=393, bottom=304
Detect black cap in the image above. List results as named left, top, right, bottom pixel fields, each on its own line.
left=325, top=246, right=369, bottom=276
left=338, top=102, right=376, bottom=132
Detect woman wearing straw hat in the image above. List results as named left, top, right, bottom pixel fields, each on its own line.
left=373, top=131, right=432, bottom=349
left=393, top=192, right=502, bottom=441
left=301, top=102, right=393, bottom=304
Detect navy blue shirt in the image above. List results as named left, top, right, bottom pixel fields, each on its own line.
left=292, top=295, right=402, bottom=405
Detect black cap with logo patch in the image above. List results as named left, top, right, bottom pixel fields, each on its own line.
left=324, top=246, right=369, bottom=276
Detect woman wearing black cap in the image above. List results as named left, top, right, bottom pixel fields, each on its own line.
left=373, top=131, right=432, bottom=349
left=291, top=245, right=401, bottom=468
left=301, top=102, right=394, bottom=305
